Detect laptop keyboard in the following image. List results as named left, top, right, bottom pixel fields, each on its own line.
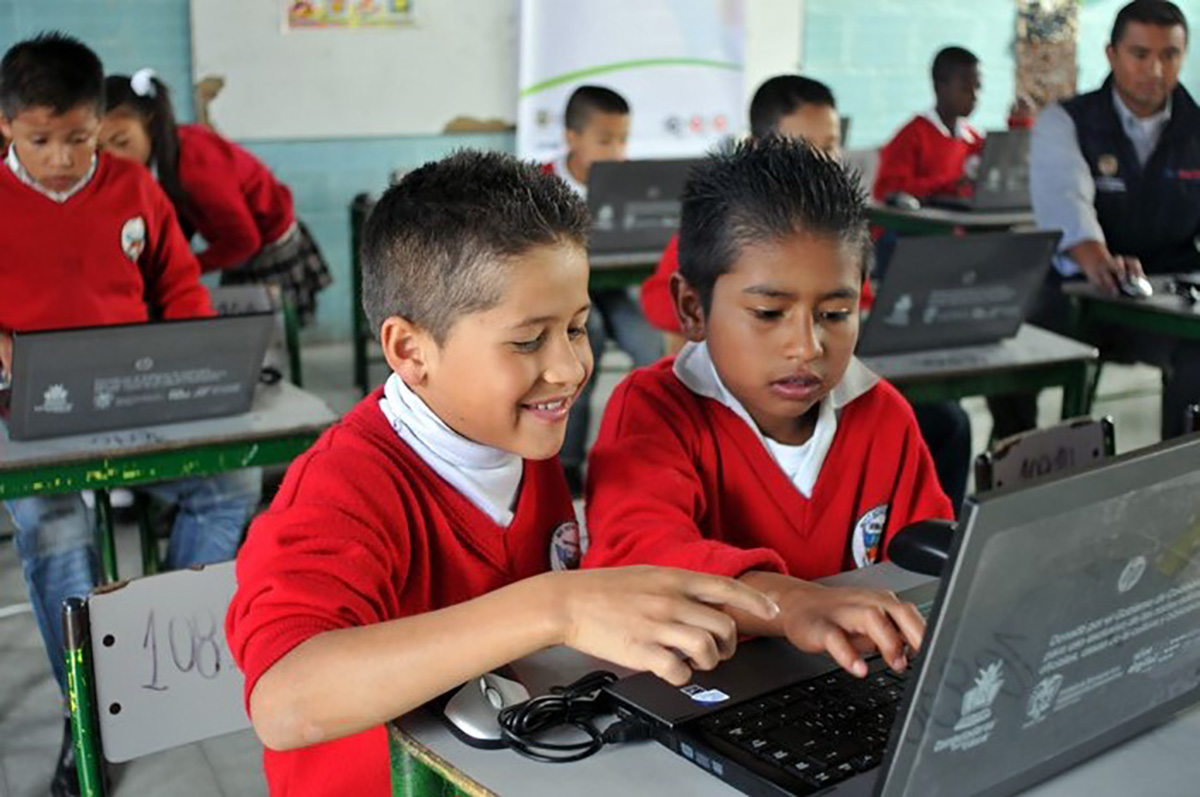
left=696, top=658, right=907, bottom=792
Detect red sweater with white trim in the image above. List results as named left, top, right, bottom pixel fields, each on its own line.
left=177, top=124, right=294, bottom=272
left=873, top=115, right=985, bottom=200
left=0, top=151, right=212, bottom=333
left=226, top=389, right=577, bottom=797
left=583, top=360, right=952, bottom=580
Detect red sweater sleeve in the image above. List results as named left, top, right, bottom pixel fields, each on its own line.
left=583, top=372, right=787, bottom=579
left=189, top=171, right=264, bottom=273
left=141, top=181, right=214, bottom=319
left=873, top=118, right=967, bottom=200
left=641, top=234, right=682, bottom=333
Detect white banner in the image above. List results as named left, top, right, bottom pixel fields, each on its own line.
left=517, top=0, right=746, bottom=161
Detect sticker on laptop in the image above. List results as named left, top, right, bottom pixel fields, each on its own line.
left=932, top=659, right=1004, bottom=754
left=681, top=684, right=731, bottom=704
left=34, top=384, right=73, bottom=414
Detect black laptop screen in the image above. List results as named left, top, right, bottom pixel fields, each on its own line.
left=881, top=435, right=1200, bottom=796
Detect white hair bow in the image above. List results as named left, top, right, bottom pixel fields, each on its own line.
left=131, top=68, right=157, bottom=99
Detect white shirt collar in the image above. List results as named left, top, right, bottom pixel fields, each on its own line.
left=671, top=341, right=879, bottom=498
left=378, top=373, right=524, bottom=527
left=553, top=153, right=587, bottom=200
left=1111, top=87, right=1172, bottom=166
left=920, top=108, right=980, bottom=144
left=5, top=145, right=97, bottom=203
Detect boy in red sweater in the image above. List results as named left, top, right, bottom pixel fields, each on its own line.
left=0, top=33, right=260, bottom=797
left=585, top=137, right=952, bottom=680
left=873, top=46, right=985, bottom=201
left=225, top=150, right=778, bottom=796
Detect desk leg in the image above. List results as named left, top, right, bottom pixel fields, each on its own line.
left=93, top=490, right=118, bottom=584
left=1062, top=360, right=1098, bottom=420
left=389, top=738, right=458, bottom=796
left=64, top=598, right=107, bottom=797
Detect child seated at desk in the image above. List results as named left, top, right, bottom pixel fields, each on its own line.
left=99, top=70, right=331, bottom=326
left=225, top=150, right=778, bottom=796
left=0, top=33, right=261, bottom=797
left=584, top=137, right=951, bottom=676
left=543, top=84, right=663, bottom=495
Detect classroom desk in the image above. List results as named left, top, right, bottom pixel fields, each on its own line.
left=1063, top=274, right=1200, bottom=343
left=589, top=250, right=660, bottom=291
left=868, top=201, right=1036, bottom=236
left=859, top=323, right=1099, bottom=419
left=388, top=563, right=1200, bottom=797
left=0, top=382, right=337, bottom=580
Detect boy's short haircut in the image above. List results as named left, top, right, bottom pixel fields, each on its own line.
left=1111, top=0, right=1188, bottom=46
left=678, top=135, right=871, bottom=315
left=564, top=85, right=630, bottom=132
left=0, top=32, right=104, bottom=119
left=930, top=46, right=979, bottom=86
left=748, top=75, right=837, bottom=139
left=361, top=149, right=590, bottom=344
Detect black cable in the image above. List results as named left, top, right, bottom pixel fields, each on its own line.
left=496, top=670, right=651, bottom=763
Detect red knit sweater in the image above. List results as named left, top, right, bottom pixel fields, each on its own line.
left=873, top=114, right=985, bottom=200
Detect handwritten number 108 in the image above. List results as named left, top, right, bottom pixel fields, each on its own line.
left=142, top=609, right=223, bottom=691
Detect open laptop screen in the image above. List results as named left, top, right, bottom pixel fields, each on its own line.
left=881, top=435, right=1200, bottom=796
left=586, top=159, right=696, bottom=254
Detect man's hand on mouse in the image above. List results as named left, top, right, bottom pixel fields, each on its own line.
left=1068, top=240, right=1146, bottom=296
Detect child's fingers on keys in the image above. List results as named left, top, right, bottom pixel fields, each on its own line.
left=667, top=600, right=740, bottom=659
left=653, top=622, right=723, bottom=672
left=640, top=644, right=695, bottom=686
left=821, top=624, right=868, bottom=678
left=682, top=572, right=780, bottom=621
left=882, top=600, right=926, bottom=652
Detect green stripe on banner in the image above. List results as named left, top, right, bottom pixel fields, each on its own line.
left=521, top=58, right=740, bottom=96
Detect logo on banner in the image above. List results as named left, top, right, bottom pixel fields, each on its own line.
left=852, top=504, right=888, bottom=567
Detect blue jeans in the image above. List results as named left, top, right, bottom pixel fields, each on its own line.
left=563, top=288, right=663, bottom=469
left=4, top=469, right=262, bottom=691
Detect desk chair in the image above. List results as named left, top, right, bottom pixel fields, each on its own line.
left=974, top=416, right=1115, bottom=492
left=92, top=284, right=295, bottom=583
left=63, top=562, right=250, bottom=797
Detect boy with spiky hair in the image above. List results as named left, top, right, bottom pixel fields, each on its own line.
left=586, top=137, right=953, bottom=678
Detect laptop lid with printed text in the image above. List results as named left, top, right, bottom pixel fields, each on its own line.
left=878, top=432, right=1200, bottom=796
left=857, top=230, right=1059, bottom=357
left=6, top=314, right=273, bottom=441
left=586, top=159, right=697, bottom=254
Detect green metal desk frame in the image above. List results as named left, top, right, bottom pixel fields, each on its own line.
left=390, top=723, right=479, bottom=797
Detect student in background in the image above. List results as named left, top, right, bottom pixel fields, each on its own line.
left=643, top=75, right=972, bottom=511
left=543, top=84, right=662, bottom=494
left=0, top=34, right=261, bottom=797
left=99, top=70, right=331, bottom=325
left=226, top=150, right=778, bottom=796
left=585, top=137, right=950, bottom=678
left=989, top=0, right=1200, bottom=440
left=874, top=46, right=984, bottom=201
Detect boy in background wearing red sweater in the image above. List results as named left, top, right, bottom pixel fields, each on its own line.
left=585, top=137, right=952, bottom=679
left=0, top=33, right=260, bottom=797
left=873, top=46, right=984, bottom=201
left=225, top=150, right=778, bottom=797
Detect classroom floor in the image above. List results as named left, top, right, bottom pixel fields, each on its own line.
left=0, top=342, right=1166, bottom=796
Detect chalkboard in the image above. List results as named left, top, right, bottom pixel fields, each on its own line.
left=90, top=561, right=249, bottom=762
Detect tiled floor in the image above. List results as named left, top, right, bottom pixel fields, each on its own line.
left=0, top=342, right=1167, bottom=796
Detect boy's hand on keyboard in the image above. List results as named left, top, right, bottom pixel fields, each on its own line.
left=552, top=566, right=780, bottom=687
left=777, top=582, right=925, bottom=678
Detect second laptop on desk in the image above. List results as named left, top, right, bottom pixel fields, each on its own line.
left=4, top=311, right=273, bottom=441
left=587, top=158, right=698, bottom=255
left=857, top=230, right=1061, bottom=358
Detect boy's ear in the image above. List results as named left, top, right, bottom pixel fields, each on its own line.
left=670, top=272, right=708, bottom=343
left=565, top=127, right=581, bottom=152
left=379, top=315, right=434, bottom=386
left=0, top=114, right=12, bottom=140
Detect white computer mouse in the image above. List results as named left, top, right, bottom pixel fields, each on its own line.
left=441, top=671, right=531, bottom=749
left=1119, top=273, right=1154, bottom=299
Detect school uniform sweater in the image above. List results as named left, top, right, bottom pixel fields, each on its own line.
left=582, top=357, right=952, bottom=581
left=177, top=124, right=295, bottom=272
left=0, top=150, right=212, bottom=333
left=225, top=388, right=577, bottom=797
left=873, top=113, right=985, bottom=200
left=639, top=233, right=877, bottom=335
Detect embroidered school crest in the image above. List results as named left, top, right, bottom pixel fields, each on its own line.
left=1097, top=154, right=1120, bottom=177
left=120, top=217, right=147, bottom=261
left=549, top=521, right=582, bottom=571
left=851, top=504, right=888, bottom=568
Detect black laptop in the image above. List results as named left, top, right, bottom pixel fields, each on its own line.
left=587, top=159, right=697, bottom=255
left=857, top=230, right=1060, bottom=357
left=4, top=313, right=273, bottom=441
left=605, top=433, right=1200, bottom=796
left=926, top=129, right=1031, bottom=212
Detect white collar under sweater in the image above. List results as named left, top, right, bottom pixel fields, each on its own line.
left=672, top=341, right=879, bottom=498
left=378, top=373, right=524, bottom=527
left=5, top=144, right=97, bottom=203
left=552, top=153, right=587, bottom=199
left=920, top=108, right=980, bottom=144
